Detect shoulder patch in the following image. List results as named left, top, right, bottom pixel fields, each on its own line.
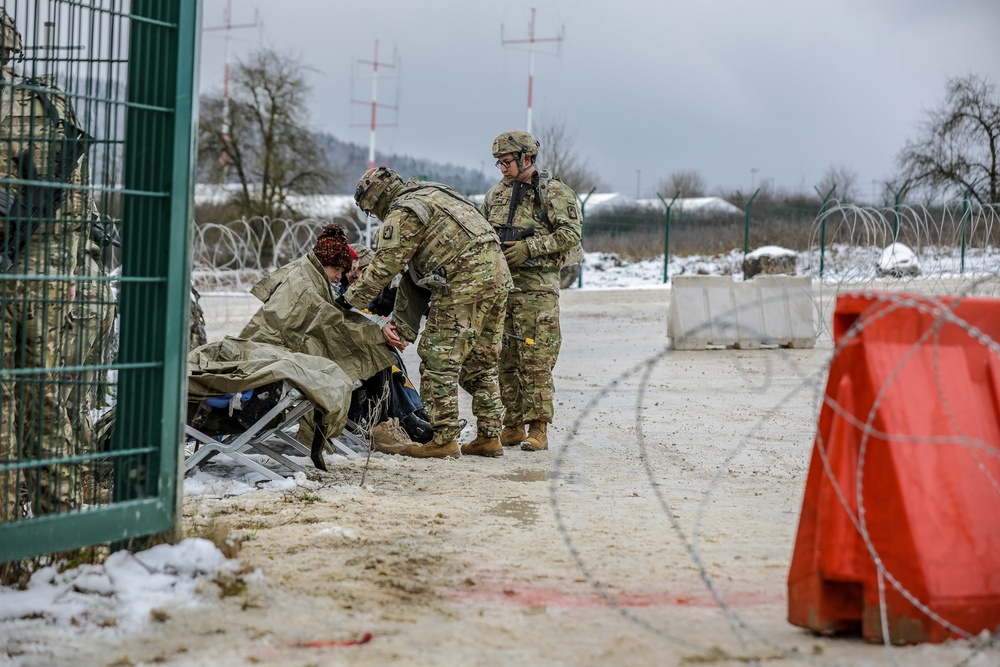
left=377, top=220, right=401, bottom=250
left=567, top=204, right=578, bottom=220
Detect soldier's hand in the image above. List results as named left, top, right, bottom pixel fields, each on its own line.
left=502, top=240, right=531, bottom=267
left=381, top=321, right=407, bottom=351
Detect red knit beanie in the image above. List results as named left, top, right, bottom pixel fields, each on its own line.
left=313, top=224, right=353, bottom=271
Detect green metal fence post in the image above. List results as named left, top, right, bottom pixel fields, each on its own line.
left=737, top=188, right=760, bottom=260
left=960, top=177, right=985, bottom=275
left=813, top=184, right=836, bottom=278
left=577, top=187, right=595, bottom=289
left=888, top=179, right=911, bottom=242
left=961, top=189, right=972, bottom=274
left=117, top=0, right=201, bottom=536
left=657, top=191, right=680, bottom=283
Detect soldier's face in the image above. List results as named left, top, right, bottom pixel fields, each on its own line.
left=496, top=153, right=518, bottom=181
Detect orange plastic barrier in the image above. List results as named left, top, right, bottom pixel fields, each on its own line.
left=788, top=292, right=1000, bottom=644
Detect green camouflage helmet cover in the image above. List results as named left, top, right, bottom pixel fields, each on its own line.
left=354, top=166, right=403, bottom=216
left=0, top=8, right=23, bottom=61
left=492, top=130, right=539, bottom=158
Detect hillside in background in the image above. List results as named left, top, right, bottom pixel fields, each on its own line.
left=316, top=133, right=491, bottom=195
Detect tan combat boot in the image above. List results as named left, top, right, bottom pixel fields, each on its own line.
left=521, top=421, right=548, bottom=451
left=370, top=418, right=417, bottom=454
left=402, top=439, right=460, bottom=459
left=461, top=434, right=503, bottom=458
left=500, top=424, right=526, bottom=447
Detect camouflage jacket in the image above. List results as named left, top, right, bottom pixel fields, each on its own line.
left=240, top=252, right=394, bottom=383
left=344, top=179, right=512, bottom=309
left=0, top=67, right=93, bottom=274
left=482, top=170, right=581, bottom=294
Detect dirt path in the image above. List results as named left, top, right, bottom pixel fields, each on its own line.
left=38, top=288, right=995, bottom=666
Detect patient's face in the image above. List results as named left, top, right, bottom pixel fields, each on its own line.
left=323, top=264, right=344, bottom=284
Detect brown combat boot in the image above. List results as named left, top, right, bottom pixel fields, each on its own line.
left=461, top=434, right=503, bottom=458
left=521, top=421, right=548, bottom=451
left=402, top=439, right=460, bottom=459
left=500, top=424, right=526, bottom=447
left=370, top=418, right=417, bottom=454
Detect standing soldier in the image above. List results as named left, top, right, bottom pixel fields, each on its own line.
left=0, top=8, right=94, bottom=519
left=344, top=167, right=512, bottom=459
left=481, top=131, right=582, bottom=452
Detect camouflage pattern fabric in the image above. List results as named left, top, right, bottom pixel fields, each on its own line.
left=62, top=248, right=116, bottom=449
left=499, top=290, right=561, bottom=425
left=481, top=172, right=580, bottom=426
left=1, top=68, right=92, bottom=520
left=417, top=287, right=507, bottom=444
left=345, top=180, right=511, bottom=308
left=481, top=173, right=581, bottom=295
left=344, top=179, right=512, bottom=444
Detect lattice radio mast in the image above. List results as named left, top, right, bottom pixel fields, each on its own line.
left=501, top=7, right=564, bottom=134
left=351, top=39, right=398, bottom=171
left=203, top=0, right=259, bottom=166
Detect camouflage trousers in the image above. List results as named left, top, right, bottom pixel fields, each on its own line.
left=1, top=277, right=80, bottom=522
left=63, top=254, right=117, bottom=452
left=417, top=289, right=508, bottom=445
left=500, top=290, right=562, bottom=426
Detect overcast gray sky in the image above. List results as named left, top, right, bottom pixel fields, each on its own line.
left=197, top=0, right=999, bottom=198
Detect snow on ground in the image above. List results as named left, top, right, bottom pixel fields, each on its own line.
left=577, top=244, right=1000, bottom=289
left=3, top=245, right=1000, bottom=663
left=0, top=538, right=255, bottom=641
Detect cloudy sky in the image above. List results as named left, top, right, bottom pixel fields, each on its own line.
left=197, top=0, right=999, bottom=198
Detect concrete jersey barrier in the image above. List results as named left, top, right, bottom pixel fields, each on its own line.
left=668, top=275, right=815, bottom=349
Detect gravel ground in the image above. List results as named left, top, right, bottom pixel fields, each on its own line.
left=6, top=287, right=995, bottom=667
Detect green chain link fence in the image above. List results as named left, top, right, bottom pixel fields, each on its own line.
left=0, top=0, right=199, bottom=563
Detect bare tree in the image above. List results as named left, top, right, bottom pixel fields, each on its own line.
left=658, top=170, right=706, bottom=198
left=198, top=49, right=341, bottom=223
left=533, top=120, right=605, bottom=194
left=897, top=74, right=1000, bottom=204
left=816, top=164, right=858, bottom=202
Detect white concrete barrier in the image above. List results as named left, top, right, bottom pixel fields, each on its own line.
left=668, top=275, right=815, bottom=349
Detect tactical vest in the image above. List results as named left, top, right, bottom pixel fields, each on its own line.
left=485, top=169, right=583, bottom=268
left=0, top=71, right=91, bottom=237
left=389, top=180, right=498, bottom=278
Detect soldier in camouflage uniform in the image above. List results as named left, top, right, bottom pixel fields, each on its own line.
left=481, top=130, right=582, bottom=452
left=344, top=167, right=512, bottom=459
left=0, top=9, right=94, bottom=519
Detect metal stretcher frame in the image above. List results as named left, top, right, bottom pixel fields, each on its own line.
left=184, top=385, right=368, bottom=482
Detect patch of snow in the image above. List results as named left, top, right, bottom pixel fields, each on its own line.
left=0, top=538, right=248, bottom=635
left=745, top=245, right=797, bottom=259
left=877, top=242, right=920, bottom=275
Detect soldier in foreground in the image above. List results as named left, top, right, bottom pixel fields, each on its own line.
left=481, top=131, right=582, bottom=451
left=344, top=167, right=511, bottom=459
left=0, top=8, right=95, bottom=518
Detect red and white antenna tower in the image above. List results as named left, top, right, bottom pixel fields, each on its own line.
left=351, top=39, right=398, bottom=171
left=501, top=7, right=564, bottom=134
left=203, top=0, right=259, bottom=166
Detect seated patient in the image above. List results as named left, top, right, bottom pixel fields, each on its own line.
left=239, top=224, right=421, bottom=454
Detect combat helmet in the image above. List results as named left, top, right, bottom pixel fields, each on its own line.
left=491, top=130, right=540, bottom=159
left=0, top=8, right=23, bottom=64
left=354, top=166, right=403, bottom=218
